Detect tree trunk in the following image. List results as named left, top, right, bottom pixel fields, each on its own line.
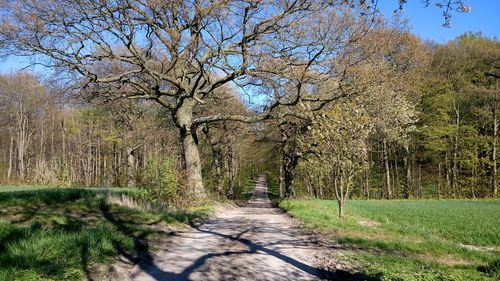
left=7, top=128, right=13, bottom=182
left=334, top=170, right=351, bottom=218
left=203, top=127, right=223, bottom=198
left=394, top=156, right=399, bottom=198
left=16, top=112, right=29, bottom=180
left=337, top=198, right=345, bottom=218
left=174, top=99, right=206, bottom=199
left=279, top=158, right=284, bottom=199
left=39, top=121, right=45, bottom=162
left=383, top=139, right=392, bottom=199
left=126, top=147, right=136, bottom=187
left=365, top=144, right=370, bottom=199
left=492, top=106, right=497, bottom=197
left=61, top=117, right=66, bottom=165
left=283, top=154, right=297, bottom=199
left=213, top=151, right=223, bottom=198
left=179, top=127, right=205, bottom=199
left=226, top=148, right=235, bottom=199
left=365, top=169, right=370, bottom=199
left=403, top=144, right=411, bottom=199
left=452, top=104, right=460, bottom=197
left=319, top=171, right=324, bottom=198
left=418, top=164, right=422, bottom=198
left=438, top=162, right=442, bottom=198
left=445, top=151, right=451, bottom=197
left=279, top=124, right=298, bottom=199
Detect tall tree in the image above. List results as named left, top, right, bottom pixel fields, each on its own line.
left=0, top=0, right=385, bottom=198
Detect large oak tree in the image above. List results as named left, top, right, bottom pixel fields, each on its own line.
left=0, top=0, right=470, bottom=198
left=0, top=0, right=382, bottom=197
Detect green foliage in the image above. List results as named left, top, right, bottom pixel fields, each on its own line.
left=139, top=157, right=193, bottom=208
left=280, top=199, right=500, bottom=280
left=264, top=171, right=280, bottom=203
left=235, top=178, right=256, bottom=202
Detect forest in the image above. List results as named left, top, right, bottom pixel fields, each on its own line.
left=0, top=32, right=498, bottom=206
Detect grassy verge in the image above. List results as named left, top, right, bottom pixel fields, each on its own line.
left=265, top=172, right=280, bottom=204
left=235, top=178, right=257, bottom=202
left=0, top=188, right=213, bottom=281
left=280, top=199, right=500, bottom=281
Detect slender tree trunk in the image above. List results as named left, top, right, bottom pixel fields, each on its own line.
left=365, top=144, right=370, bottom=199
left=333, top=171, right=344, bottom=217
left=213, top=151, right=223, bottom=198
left=279, top=158, right=284, bottom=199
left=7, top=128, right=13, bottom=182
left=335, top=170, right=351, bottom=218
left=472, top=166, right=477, bottom=199
left=40, top=121, right=45, bottom=161
left=303, top=172, right=313, bottom=197
left=16, top=111, right=29, bottom=180
left=418, top=164, right=422, bottom=198
left=403, top=144, right=411, bottom=199
left=394, top=156, right=399, bottom=198
left=438, top=162, right=442, bottom=198
left=319, top=171, right=324, bottom=198
left=51, top=113, right=55, bottom=158
left=452, top=104, right=460, bottom=197
left=337, top=199, right=345, bottom=217
left=338, top=174, right=345, bottom=218
left=365, top=169, right=370, bottom=199
left=96, top=140, right=101, bottom=186
left=445, top=151, right=451, bottom=197
left=126, top=147, right=136, bottom=187
left=203, top=127, right=223, bottom=198
left=226, top=149, right=235, bottom=199
left=492, top=106, right=497, bottom=197
left=61, top=117, right=66, bottom=166
left=383, top=139, right=392, bottom=199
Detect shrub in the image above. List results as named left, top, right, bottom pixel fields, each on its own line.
left=139, top=157, right=194, bottom=208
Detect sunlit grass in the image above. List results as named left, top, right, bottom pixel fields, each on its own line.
left=280, top=199, right=500, bottom=280
left=0, top=188, right=213, bottom=281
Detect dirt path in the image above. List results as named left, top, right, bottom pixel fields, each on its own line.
left=115, top=175, right=333, bottom=281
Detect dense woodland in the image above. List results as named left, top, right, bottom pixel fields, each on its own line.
left=1, top=32, right=497, bottom=201
left=0, top=1, right=497, bottom=208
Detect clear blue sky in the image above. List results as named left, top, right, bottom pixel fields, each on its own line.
left=377, top=0, right=500, bottom=43
left=0, top=0, right=498, bottom=74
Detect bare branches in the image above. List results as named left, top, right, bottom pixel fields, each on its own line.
left=0, top=0, right=382, bottom=123
left=398, top=0, right=471, bottom=27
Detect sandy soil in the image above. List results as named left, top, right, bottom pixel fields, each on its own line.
left=112, top=175, right=334, bottom=281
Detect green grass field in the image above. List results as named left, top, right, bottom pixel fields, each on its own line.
left=0, top=188, right=212, bottom=281
left=280, top=199, right=500, bottom=281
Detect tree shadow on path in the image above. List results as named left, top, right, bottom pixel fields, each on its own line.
left=99, top=200, right=379, bottom=280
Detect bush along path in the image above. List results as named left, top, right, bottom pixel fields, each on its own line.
left=114, top=175, right=350, bottom=281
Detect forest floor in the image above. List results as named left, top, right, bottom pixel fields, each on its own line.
left=110, top=175, right=345, bottom=281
